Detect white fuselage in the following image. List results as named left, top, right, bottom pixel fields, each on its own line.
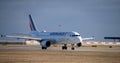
left=30, top=31, right=82, bottom=44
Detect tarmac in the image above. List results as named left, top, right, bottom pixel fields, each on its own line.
left=0, top=45, right=120, bottom=52
left=0, top=45, right=120, bottom=63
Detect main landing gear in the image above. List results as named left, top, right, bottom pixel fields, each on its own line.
left=62, top=44, right=75, bottom=50
left=62, top=44, right=67, bottom=50
left=42, top=47, right=47, bottom=49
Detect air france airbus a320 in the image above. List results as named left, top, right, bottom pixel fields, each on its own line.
left=3, top=14, right=94, bottom=50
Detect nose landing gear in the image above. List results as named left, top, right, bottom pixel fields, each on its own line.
left=71, top=44, right=75, bottom=50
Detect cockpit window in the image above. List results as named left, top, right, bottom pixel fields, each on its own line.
left=71, top=35, right=80, bottom=37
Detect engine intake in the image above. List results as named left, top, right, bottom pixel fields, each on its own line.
left=46, top=41, right=51, bottom=47
left=77, top=42, right=82, bottom=47
left=41, top=40, right=51, bottom=47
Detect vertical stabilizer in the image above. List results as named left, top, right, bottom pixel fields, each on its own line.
left=29, top=14, right=37, bottom=31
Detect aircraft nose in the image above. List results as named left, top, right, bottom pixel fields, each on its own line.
left=77, top=37, right=82, bottom=42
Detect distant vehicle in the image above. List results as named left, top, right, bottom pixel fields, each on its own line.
left=1, top=14, right=94, bottom=50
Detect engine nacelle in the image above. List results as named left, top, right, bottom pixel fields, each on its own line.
left=77, top=42, right=82, bottom=47
left=40, top=40, right=51, bottom=47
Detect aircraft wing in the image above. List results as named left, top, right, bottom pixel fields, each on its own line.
left=82, top=36, right=94, bottom=41
left=1, top=34, right=42, bottom=40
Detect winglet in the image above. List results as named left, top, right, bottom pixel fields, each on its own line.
left=29, top=14, right=37, bottom=31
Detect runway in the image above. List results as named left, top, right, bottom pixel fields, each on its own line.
left=0, top=45, right=120, bottom=52
left=0, top=45, right=120, bottom=63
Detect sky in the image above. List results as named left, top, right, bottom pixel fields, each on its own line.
left=0, top=0, right=120, bottom=41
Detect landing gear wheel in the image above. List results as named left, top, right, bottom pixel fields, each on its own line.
left=62, top=44, right=67, bottom=50
left=71, top=47, right=75, bottom=50
left=71, top=44, right=75, bottom=50
left=42, top=47, right=47, bottom=50
left=62, top=46, right=67, bottom=50
left=64, top=46, right=67, bottom=50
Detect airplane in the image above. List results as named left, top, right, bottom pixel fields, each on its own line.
left=1, top=14, right=94, bottom=50
left=104, top=37, right=120, bottom=42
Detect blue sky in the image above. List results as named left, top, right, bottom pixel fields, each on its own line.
left=0, top=0, right=120, bottom=41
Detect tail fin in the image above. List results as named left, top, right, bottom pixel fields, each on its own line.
left=29, top=14, right=37, bottom=31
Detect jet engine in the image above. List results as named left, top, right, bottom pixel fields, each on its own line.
left=40, top=40, right=51, bottom=48
left=77, top=42, right=82, bottom=47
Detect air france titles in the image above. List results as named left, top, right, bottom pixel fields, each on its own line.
left=50, top=32, right=67, bottom=36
